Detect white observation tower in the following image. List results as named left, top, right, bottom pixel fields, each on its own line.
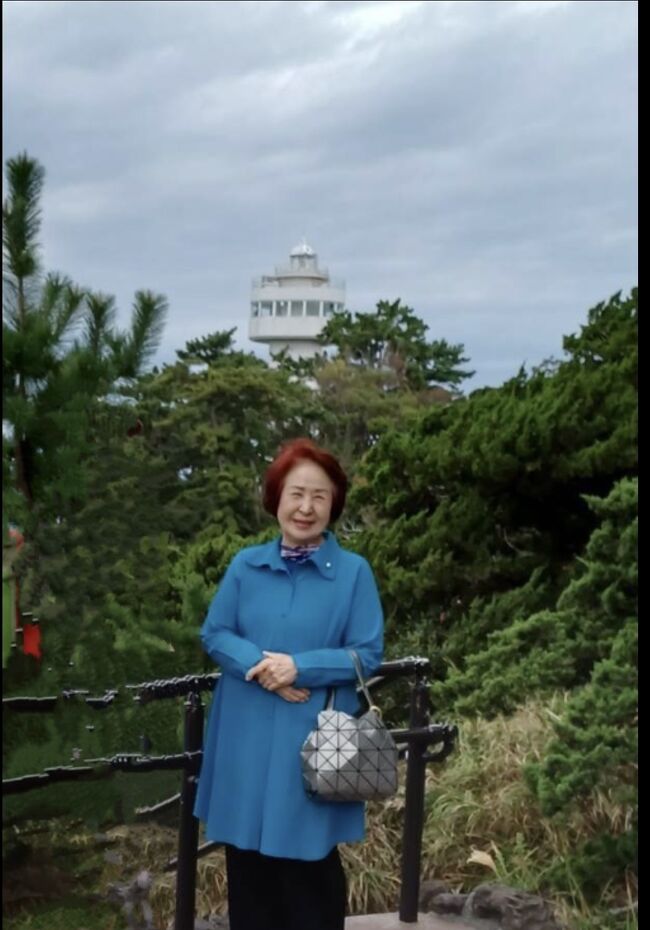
left=248, top=241, right=346, bottom=360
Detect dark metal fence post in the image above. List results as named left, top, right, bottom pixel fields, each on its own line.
left=399, top=668, right=430, bottom=922
left=174, top=690, right=204, bottom=930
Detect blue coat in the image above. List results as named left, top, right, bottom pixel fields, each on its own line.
left=193, top=531, right=384, bottom=860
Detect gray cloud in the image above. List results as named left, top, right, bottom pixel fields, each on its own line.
left=2, top=0, right=637, bottom=388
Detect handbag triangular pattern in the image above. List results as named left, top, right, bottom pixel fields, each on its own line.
left=300, top=650, right=399, bottom=802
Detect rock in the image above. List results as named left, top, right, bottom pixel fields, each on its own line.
left=430, top=892, right=468, bottom=915
left=465, top=883, right=565, bottom=930
left=419, top=879, right=452, bottom=911
left=166, top=916, right=229, bottom=929
left=106, top=870, right=154, bottom=930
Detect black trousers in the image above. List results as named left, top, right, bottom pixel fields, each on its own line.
left=225, top=844, right=347, bottom=930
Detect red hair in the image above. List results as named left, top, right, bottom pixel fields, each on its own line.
left=263, top=438, right=348, bottom=522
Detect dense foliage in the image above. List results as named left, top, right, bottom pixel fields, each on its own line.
left=2, top=154, right=637, bottom=920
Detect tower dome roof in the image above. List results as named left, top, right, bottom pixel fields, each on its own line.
left=290, top=239, right=315, bottom=258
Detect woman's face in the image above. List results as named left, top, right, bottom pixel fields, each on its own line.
left=277, top=459, right=335, bottom=547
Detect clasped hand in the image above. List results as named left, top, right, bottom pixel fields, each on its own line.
left=246, top=651, right=310, bottom=703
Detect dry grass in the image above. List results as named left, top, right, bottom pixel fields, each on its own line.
left=406, top=697, right=634, bottom=928
left=417, top=699, right=633, bottom=886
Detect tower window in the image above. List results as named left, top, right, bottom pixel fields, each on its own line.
left=260, top=301, right=273, bottom=316
left=290, top=301, right=304, bottom=316
left=275, top=300, right=288, bottom=317
left=306, top=301, right=320, bottom=316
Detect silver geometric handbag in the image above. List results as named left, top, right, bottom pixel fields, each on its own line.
left=300, top=650, right=399, bottom=802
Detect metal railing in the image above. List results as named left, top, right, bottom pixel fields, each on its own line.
left=3, top=659, right=457, bottom=926
left=251, top=274, right=346, bottom=289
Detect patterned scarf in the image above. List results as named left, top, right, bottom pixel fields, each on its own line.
left=280, top=542, right=321, bottom=564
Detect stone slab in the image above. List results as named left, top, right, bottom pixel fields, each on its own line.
left=346, top=913, right=476, bottom=930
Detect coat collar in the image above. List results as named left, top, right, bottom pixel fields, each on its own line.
left=243, top=530, right=339, bottom=580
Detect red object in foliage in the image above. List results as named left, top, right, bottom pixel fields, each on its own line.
left=127, top=418, right=144, bottom=437
left=8, top=525, right=41, bottom=659
left=22, top=623, right=42, bottom=660
left=8, top=526, right=24, bottom=549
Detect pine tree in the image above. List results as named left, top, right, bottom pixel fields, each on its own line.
left=3, top=152, right=168, bottom=520
left=319, top=298, right=474, bottom=390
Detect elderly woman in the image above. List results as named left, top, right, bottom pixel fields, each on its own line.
left=193, top=438, right=384, bottom=930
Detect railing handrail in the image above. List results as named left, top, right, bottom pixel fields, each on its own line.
left=1, top=657, right=429, bottom=711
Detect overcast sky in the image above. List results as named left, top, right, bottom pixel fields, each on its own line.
left=3, top=0, right=637, bottom=389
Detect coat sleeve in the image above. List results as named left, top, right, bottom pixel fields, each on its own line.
left=292, top=558, right=384, bottom=688
left=200, top=554, right=265, bottom=680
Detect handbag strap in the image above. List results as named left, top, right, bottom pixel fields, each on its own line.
left=324, top=649, right=376, bottom=711
left=349, top=649, right=375, bottom=709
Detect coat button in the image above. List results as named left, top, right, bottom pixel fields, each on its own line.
left=325, top=562, right=332, bottom=568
